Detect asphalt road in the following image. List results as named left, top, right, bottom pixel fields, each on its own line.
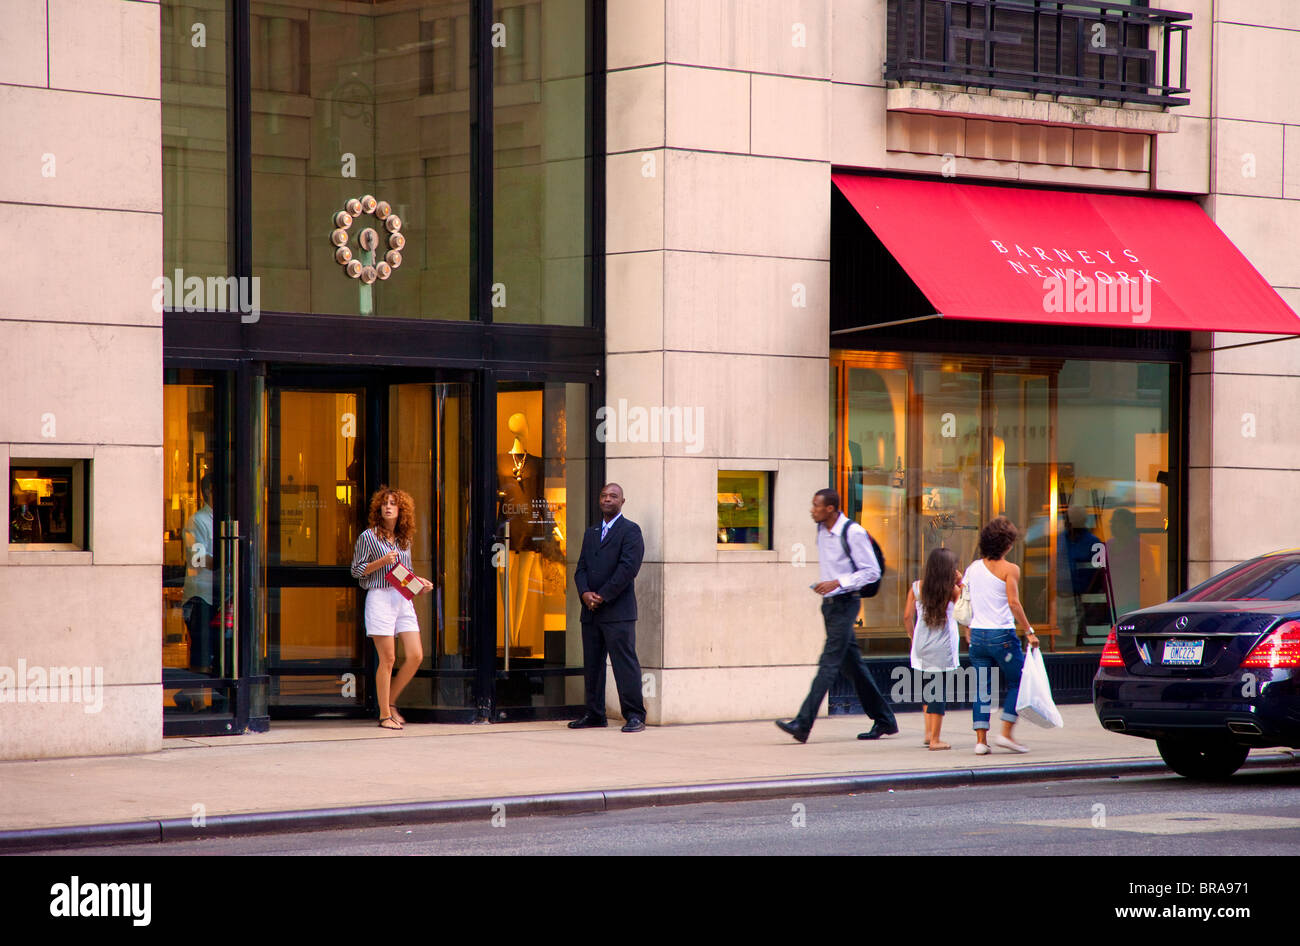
left=33, top=766, right=1300, bottom=857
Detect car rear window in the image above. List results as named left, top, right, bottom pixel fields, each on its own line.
left=1183, top=555, right=1300, bottom=601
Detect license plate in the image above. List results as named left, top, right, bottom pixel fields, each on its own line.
left=1162, top=639, right=1204, bottom=666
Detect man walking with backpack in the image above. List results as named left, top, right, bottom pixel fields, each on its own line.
left=775, top=488, right=898, bottom=744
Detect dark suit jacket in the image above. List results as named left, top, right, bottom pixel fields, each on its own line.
left=574, top=516, right=644, bottom=624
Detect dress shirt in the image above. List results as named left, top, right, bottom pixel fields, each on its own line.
left=817, top=513, right=880, bottom=596
left=600, top=512, right=622, bottom=542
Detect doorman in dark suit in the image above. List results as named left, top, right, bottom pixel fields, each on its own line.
left=570, top=482, right=647, bottom=732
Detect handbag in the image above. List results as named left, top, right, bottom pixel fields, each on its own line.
left=953, top=579, right=973, bottom=626
left=1015, top=644, right=1064, bottom=728
left=385, top=561, right=427, bottom=601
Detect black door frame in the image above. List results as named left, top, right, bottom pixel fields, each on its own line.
left=162, top=361, right=264, bottom=738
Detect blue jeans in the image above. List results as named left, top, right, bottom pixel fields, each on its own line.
left=793, top=594, right=896, bottom=732
left=969, top=627, right=1023, bottom=730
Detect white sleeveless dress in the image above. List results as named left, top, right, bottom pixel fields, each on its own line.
left=909, top=580, right=960, bottom=671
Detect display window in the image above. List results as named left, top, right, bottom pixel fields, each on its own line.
left=8, top=461, right=88, bottom=551
left=832, top=350, right=1177, bottom=655
left=494, top=383, right=588, bottom=685
left=717, top=471, right=772, bottom=550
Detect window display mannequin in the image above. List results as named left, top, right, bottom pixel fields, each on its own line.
left=9, top=476, right=43, bottom=544
left=497, top=412, right=545, bottom=645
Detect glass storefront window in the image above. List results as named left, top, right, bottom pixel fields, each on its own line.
left=162, top=0, right=229, bottom=281
left=493, top=0, right=592, bottom=325
left=250, top=1, right=471, bottom=319
left=832, top=351, right=1177, bottom=655
left=717, top=471, right=771, bottom=550
left=494, top=382, right=588, bottom=706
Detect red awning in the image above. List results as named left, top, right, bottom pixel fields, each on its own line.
left=833, top=174, right=1299, bottom=334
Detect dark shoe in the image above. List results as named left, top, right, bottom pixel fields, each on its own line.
left=857, top=720, right=900, bottom=740
left=567, top=714, right=608, bottom=729
left=775, top=719, right=810, bottom=744
left=621, top=717, right=646, bottom=733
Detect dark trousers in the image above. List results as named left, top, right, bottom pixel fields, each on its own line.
left=184, top=597, right=216, bottom=675
left=582, top=619, right=646, bottom=721
left=794, top=594, right=896, bottom=732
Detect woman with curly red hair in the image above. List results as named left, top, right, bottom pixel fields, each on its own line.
left=350, top=487, right=429, bottom=730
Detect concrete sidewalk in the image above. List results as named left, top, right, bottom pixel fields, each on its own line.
left=2, top=704, right=1295, bottom=847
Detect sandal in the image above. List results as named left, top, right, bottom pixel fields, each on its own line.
left=928, top=740, right=951, bottom=751
left=378, top=716, right=403, bottom=731
left=390, top=705, right=406, bottom=726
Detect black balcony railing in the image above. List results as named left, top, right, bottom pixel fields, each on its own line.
left=885, top=0, right=1191, bottom=107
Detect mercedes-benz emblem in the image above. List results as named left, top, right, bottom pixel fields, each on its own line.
left=1175, top=615, right=1189, bottom=630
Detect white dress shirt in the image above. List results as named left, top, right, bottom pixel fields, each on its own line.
left=817, top=513, right=880, bottom=596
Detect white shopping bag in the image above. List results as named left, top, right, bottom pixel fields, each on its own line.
left=1016, top=645, right=1063, bottom=729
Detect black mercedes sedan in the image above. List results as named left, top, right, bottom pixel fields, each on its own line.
left=1094, top=549, right=1300, bottom=778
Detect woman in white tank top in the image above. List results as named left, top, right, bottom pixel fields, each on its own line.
left=962, top=517, right=1039, bottom=755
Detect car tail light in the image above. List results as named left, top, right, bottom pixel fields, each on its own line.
left=1242, top=620, right=1300, bottom=669
left=1100, top=627, right=1125, bottom=667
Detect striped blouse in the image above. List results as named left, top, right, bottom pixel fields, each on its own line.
left=350, top=528, right=413, bottom=591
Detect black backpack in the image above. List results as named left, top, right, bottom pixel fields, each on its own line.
left=839, top=523, right=885, bottom=598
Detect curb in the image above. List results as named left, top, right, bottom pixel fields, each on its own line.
left=3, top=753, right=1296, bottom=853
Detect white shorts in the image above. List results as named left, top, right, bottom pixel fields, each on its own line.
left=364, top=586, right=419, bottom=637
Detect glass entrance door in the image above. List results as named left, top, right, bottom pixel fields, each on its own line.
left=163, top=369, right=242, bottom=733
left=386, top=382, right=475, bottom=715
left=265, top=376, right=481, bottom=719
left=267, top=385, right=367, bottom=713
left=261, top=372, right=594, bottom=721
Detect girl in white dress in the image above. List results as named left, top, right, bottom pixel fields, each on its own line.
left=905, top=547, right=962, bottom=750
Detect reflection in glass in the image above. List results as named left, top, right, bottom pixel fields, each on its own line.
left=840, top=365, right=908, bottom=638
left=832, top=352, right=1175, bottom=655
left=251, top=1, right=470, bottom=319
left=493, top=0, right=591, bottom=325
left=162, top=0, right=229, bottom=280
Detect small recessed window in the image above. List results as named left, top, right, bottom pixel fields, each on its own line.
left=717, top=471, right=771, bottom=550
left=9, top=460, right=89, bottom=550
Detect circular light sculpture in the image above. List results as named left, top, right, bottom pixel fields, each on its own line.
left=330, top=196, right=407, bottom=280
